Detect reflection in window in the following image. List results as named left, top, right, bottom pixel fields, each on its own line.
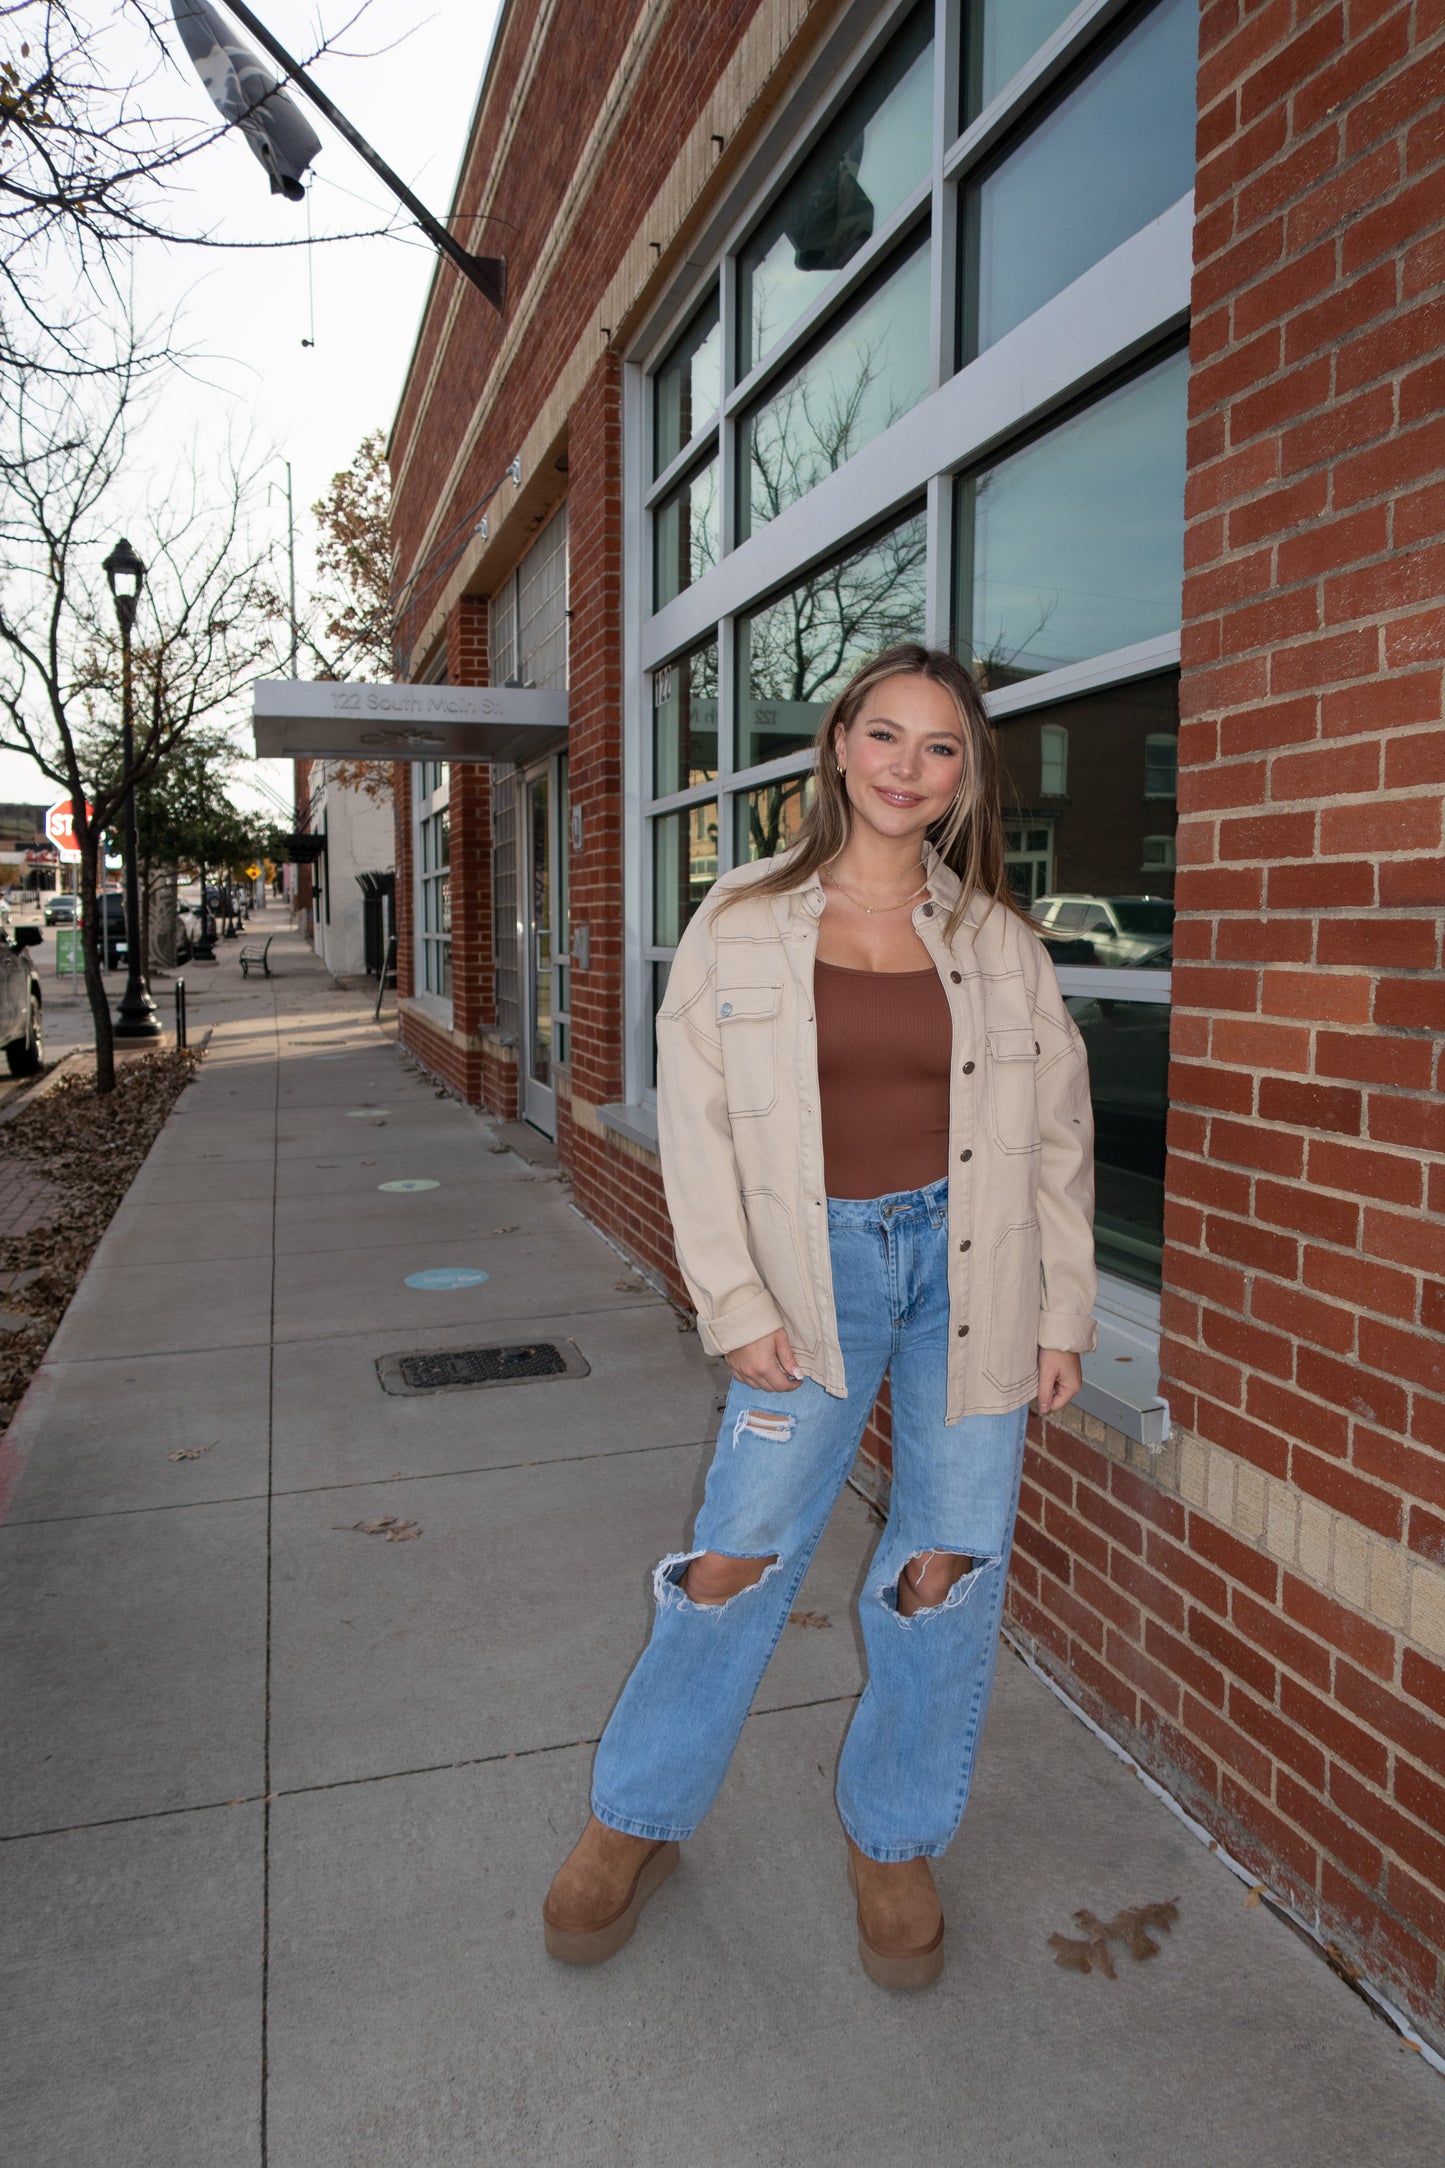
left=738, top=3, right=933, bottom=374
left=653, top=642, right=719, bottom=797
left=961, top=0, right=1082, bottom=123
left=994, top=673, right=1179, bottom=962
left=737, top=773, right=816, bottom=862
left=653, top=459, right=720, bottom=608
left=1039, top=721, right=1068, bottom=795
left=956, top=348, right=1187, bottom=685
left=740, top=244, right=931, bottom=540
left=1065, top=993, right=1168, bottom=1291
left=737, top=508, right=928, bottom=771
left=654, top=300, right=721, bottom=476
left=961, top=0, right=1196, bottom=359
left=653, top=799, right=718, bottom=947
left=1144, top=731, right=1177, bottom=798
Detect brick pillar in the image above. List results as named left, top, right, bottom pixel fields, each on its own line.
left=445, top=597, right=494, bottom=1080
left=566, top=350, right=626, bottom=1116
left=1158, top=0, right=1445, bottom=2040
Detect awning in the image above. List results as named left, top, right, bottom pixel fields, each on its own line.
left=252, top=680, right=569, bottom=762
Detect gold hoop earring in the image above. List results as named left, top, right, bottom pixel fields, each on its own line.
left=836, top=762, right=845, bottom=777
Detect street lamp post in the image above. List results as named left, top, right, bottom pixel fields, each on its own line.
left=103, top=537, right=162, bottom=1041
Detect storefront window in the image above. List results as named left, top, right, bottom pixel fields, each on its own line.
left=654, top=299, right=721, bottom=475
left=956, top=348, right=1188, bottom=686
left=653, top=641, right=719, bottom=797
left=739, top=243, right=931, bottom=540
left=653, top=458, right=720, bottom=608
left=1066, top=992, right=1169, bottom=1291
left=736, top=773, right=816, bottom=862
left=653, top=799, right=718, bottom=947
left=738, top=3, right=933, bottom=375
left=736, top=508, right=928, bottom=771
left=992, top=673, right=1180, bottom=957
left=961, top=0, right=1082, bottom=123
left=416, top=760, right=452, bottom=1000
left=960, top=0, right=1197, bottom=359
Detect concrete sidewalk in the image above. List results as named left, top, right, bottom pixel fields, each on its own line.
left=1, top=924, right=1441, bottom=2166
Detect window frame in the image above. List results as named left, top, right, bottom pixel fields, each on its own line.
left=616, top=0, right=1192, bottom=1402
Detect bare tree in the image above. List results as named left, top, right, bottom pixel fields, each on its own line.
left=0, top=1, right=396, bottom=413
left=0, top=352, right=284, bottom=1088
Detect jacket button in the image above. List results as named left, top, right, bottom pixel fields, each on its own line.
left=950, top=970, right=962, bottom=984
left=962, top=1060, right=975, bottom=1075
left=959, top=1148, right=972, bottom=1162
left=957, top=1324, right=969, bottom=1338
left=959, top=1239, right=971, bottom=1252
left=922, top=903, right=934, bottom=917
left=720, top=1002, right=733, bottom=1017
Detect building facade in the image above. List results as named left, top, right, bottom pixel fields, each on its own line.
left=388, top=0, right=1445, bottom=2045
left=291, top=759, right=396, bottom=979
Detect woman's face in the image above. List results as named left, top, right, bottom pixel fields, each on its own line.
left=835, top=674, right=967, bottom=844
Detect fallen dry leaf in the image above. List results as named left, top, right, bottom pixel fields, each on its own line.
left=167, top=1446, right=214, bottom=1463
left=1245, top=1883, right=1266, bottom=1907
left=1050, top=1900, right=1178, bottom=1977
left=788, top=1609, right=832, bottom=1629
left=338, top=1516, right=423, bottom=1542
left=0, top=1050, right=201, bottom=1432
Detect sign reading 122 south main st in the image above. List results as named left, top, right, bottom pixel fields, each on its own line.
left=252, top=680, right=569, bottom=764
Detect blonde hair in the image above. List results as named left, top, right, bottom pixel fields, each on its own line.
left=725, top=642, right=1033, bottom=943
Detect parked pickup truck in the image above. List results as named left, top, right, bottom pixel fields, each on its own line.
left=1, top=923, right=43, bottom=1076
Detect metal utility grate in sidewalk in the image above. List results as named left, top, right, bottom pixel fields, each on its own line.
left=376, top=1340, right=590, bottom=1395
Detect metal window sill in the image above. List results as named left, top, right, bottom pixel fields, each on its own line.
left=1073, top=1280, right=1169, bottom=1446
left=597, top=1101, right=660, bottom=1154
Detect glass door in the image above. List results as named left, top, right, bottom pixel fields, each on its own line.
left=521, top=758, right=567, bottom=1135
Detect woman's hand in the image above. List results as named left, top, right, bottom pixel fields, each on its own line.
left=1036, top=1347, right=1082, bottom=1415
left=726, top=1328, right=804, bottom=1392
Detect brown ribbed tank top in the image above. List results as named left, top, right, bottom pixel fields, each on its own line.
left=814, top=960, right=952, bottom=1199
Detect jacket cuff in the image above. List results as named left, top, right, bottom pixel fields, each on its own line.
left=1037, top=1311, right=1098, bottom=1356
left=701, top=1288, right=787, bottom=1356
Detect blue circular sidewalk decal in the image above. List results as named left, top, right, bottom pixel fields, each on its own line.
left=405, top=1267, right=489, bottom=1291
left=379, top=1179, right=440, bottom=1193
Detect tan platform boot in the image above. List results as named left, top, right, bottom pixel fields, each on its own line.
left=542, top=1814, right=680, bottom=1964
left=845, top=1834, right=945, bottom=1989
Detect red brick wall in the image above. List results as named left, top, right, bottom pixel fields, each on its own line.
left=1005, top=0, right=1445, bottom=2042
left=390, top=0, right=780, bottom=639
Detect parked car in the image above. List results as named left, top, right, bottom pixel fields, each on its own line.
left=43, top=894, right=78, bottom=926
left=1029, top=894, right=1175, bottom=969
left=1, top=922, right=43, bottom=1076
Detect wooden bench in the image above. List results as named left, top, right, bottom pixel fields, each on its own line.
left=238, top=936, right=274, bottom=978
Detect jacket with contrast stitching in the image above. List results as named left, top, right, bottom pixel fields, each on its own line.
left=655, top=846, right=1098, bottom=1421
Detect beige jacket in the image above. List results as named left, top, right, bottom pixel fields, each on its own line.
left=655, top=846, right=1098, bottom=1420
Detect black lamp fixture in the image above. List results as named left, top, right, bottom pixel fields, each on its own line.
left=103, top=535, right=146, bottom=632
left=104, top=535, right=163, bottom=1040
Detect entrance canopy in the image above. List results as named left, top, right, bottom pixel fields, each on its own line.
left=252, top=680, right=569, bottom=762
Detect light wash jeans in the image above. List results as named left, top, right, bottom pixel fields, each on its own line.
left=592, top=1175, right=1030, bottom=1862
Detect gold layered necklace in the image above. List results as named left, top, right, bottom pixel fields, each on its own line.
left=825, top=865, right=929, bottom=915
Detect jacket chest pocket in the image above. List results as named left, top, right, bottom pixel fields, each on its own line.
left=986, top=1026, right=1041, bottom=1155
left=717, top=984, right=781, bottom=1117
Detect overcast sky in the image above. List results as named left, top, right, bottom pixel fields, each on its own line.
left=1, top=0, right=504, bottom=818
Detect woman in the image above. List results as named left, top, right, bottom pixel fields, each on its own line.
left=544, top=642, right=1097, bottom=1988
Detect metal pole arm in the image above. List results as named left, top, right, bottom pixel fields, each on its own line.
left=219, top=0, right=506, bottom=314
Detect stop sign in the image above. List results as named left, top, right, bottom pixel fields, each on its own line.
left=44, top=797, right=87, bottom=862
